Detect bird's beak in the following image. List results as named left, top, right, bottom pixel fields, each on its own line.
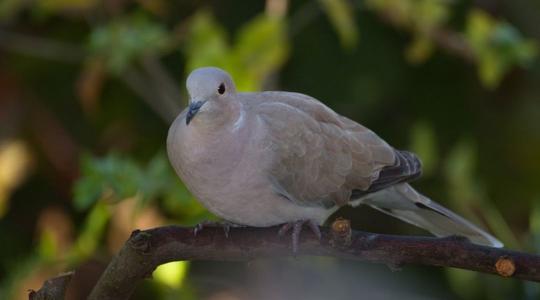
left=186, top=100, right=205, bottom=125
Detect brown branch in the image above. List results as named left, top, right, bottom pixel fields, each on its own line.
left=28, top=272, right=74, bottom=300
left=85, top=220, right=540, bottom=300
left=0, top=29, right=86, bottom=62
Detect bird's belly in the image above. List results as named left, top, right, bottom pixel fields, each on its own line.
left=185, top=167, right=333, bottom=226
left=170, top=122, right=333, bottom=226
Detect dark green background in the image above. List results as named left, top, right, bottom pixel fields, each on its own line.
left=1, top=0, right=539, bottom=299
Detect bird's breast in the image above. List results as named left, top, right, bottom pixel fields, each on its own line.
left=168, top=115, right=265, bottom=197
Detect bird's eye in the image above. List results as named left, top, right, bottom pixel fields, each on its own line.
left=218, top=83, right=226, bottom=95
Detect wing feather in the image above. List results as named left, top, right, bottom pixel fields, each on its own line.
left=251, top=91, right=406, bottom=207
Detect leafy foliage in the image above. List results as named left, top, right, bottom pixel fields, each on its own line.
left=466, top=9, right=538, bottom=88
left=89, top=14, right=172, bottom=74
left=365, top=0, right=537, bottom=87
left=185, top=11, right=289, bottom=91
left=74, top=152, right=208, bottom=221
left=0, top=0, right=539, bottom=299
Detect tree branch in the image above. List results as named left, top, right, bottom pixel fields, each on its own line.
left=85, top=220, right=540, bottom=300
left=28, top=272, right=74, bottom=300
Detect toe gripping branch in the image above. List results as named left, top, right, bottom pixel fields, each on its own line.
left=278, top=220, right=322, bottom=254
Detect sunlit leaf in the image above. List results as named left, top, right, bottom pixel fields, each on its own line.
left=68, top=201, right=110, bottom=262
left=153, top=261, right=189, bottom=288
left=466, top=9, right=493, bottom=52
left=0, top=140, right=32, bottom=218
left=318, top=0, right=358, bottom=49
left=37, top=230, right=58, bottom=261
left=184, top=10, right=231, bottom=73
left=466, top=9, right=538, bottom=88
left=411, top=0, right=449, bottom=31
left=185, top=11, right=289, bottom=91
left=232, top=14, right=289, bottom=91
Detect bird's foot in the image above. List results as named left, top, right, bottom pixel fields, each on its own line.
left=278, top=220, right=322, bottom=254
left=193, top=220, right=243, bottom=238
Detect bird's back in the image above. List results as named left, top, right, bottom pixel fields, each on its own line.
left=236, top=91, right=399, bottom=207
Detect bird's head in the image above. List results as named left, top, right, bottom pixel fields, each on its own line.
left=185, top=67, right=237, bottom=125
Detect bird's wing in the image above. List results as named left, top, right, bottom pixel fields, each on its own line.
left=252, top=91, right=421, bottom=207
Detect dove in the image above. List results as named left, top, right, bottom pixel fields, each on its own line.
left=167, top=67, right=503, bottom=252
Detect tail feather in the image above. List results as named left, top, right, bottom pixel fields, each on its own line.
left=359, top=183, right=503, bottom=248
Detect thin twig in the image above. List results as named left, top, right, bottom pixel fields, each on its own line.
left=120, top=66, right=179, bottom=123
left=85, top=222, right=540, bottom=300
left=139, top=55, right=183, bottom=119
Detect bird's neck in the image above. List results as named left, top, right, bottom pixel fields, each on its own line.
left=191, top=99, right=241, bottom=135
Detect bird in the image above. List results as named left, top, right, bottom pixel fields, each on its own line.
left=167, top=66, right=503, bottom=252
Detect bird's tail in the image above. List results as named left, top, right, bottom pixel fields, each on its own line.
left=360, top=183, right=503, bottom=247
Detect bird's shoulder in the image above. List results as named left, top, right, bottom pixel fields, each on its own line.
left=238, top=91, right=371, bottom=132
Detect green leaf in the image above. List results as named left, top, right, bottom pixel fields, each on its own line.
left=153, top=261, right=189, bottom=288
left=185, top=11, right=288, bottom=91
left=89, top=13, right=171, bottom=74
left=37, top=229, right=58, bottom=261
left=68, top=201, right=110, bottom=262
left=318, top=0, right=359, bottom=49
left=184, top=10, right=231, bottom=73
left=231, top=14, right=289, bottom=91
left=73, top=151, right=212, bottom=224
left=466, top=9, right=538, bottom=89
left=411, top=0, right=450, bottom=32
left=73, top=153, right=141, bottom=210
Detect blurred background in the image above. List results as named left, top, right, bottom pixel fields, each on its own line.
left=0, top=0, right=539, bottom=299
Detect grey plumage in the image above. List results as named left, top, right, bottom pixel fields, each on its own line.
left=167, top=67, right=503, bottom=248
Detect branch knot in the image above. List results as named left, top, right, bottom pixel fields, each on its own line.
left=129, top=230, right=152, bottom=255
left=330, top=218, right=352, bottom=248
left=495, top=256, right=516, bottom=277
